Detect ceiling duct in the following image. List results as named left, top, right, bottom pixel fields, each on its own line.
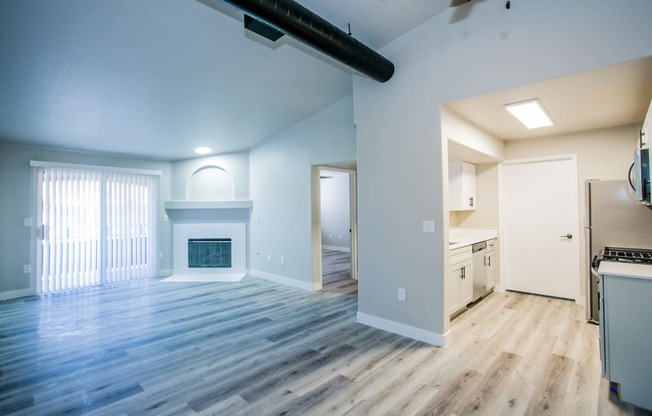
left=219, top=0, right=395, bottom=83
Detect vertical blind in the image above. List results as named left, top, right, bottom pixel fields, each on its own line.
left=39, top=167, right=158, bottom=293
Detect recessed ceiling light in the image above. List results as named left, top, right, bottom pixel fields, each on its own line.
left=505, top=99, right=553, bottom=129
left=194, top=146, right=212, bottom=155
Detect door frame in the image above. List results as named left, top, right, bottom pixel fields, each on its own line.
left=498, top=154, right=582, bottom=302
left=311, top=165, right=358, bottom=290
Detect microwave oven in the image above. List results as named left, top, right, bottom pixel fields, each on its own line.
left=632, top=148, right=651, bottom=205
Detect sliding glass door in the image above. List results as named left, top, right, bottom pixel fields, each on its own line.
left=37, top=166, right=158, bottom=293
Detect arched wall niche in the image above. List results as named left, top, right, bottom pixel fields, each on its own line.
left=185, top=165, right=235, bottom=201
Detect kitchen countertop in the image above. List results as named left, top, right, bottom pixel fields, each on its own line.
left=449, top=228, right=498, bottom=250
left=598, top=261, right=652, bottom=281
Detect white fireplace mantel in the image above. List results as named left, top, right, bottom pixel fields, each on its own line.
left=164, top=200, right=253, bottom=210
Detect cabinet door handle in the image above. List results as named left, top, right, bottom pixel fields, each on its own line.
left=461, top=266, right=465, bottom=279
left=469, top=197, right=474, bottom=207
left=488, top=256, right=491, bottom=267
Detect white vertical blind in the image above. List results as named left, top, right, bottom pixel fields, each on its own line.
left=41, top=168, right=101, bottom=292
left=39, top=167, right=158, bottom=293
left=105, top=172, right=157, bottom=283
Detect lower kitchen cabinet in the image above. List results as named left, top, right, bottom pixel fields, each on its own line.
left=598, top=266, right=652, bottom=411
left=448, top=246, right=473, bottom=317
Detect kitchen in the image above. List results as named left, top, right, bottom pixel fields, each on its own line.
left=442, top=57, right=652, bottom=410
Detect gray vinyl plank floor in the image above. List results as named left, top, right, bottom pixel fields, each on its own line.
left=0, top=275, right=649, bottom=415
left=322, top=249, right=357, bottom=294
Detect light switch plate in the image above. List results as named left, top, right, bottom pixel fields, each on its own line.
left=422, top=220, right=435, bottom=233
left=398, top=288, right=406, bottom=301
left=24, top=218, right=32, bottom=227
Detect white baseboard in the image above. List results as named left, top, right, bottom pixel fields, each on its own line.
left=158, top=269, right=172, bottom=277
left=356, top=312, right=450, bottom=347
left=494, top=284, right=506, bottom=292
left=248, top=269, right=318, bottom=291
left=322, top=245, right=351, bottom=253
left=575, top=295, right=586, bottom=306
left=0, top=287, right=35, bottom=301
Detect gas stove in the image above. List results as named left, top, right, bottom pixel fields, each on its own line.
left=599, top=247, right=652, bottom=265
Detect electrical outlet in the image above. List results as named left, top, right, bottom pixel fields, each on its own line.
left=266, top=254, right=272, bottom=262
left=23, top=265, right=31, bottom=274
left=422, top=220, right=435, bottom=233
left=280, top=256, right=285, bottom=264
left=163, top=214, right=169, bottom=222
left=24, top=218, right=32, bottom=227
left=398, top=288, right=406, bottom=301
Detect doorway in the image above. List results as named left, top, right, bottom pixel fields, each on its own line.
left=311, top=166, right=358, bottom=293
left=500, top=155, right=581, bottom=301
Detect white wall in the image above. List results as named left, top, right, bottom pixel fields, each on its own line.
left=320, top=169, right=351, bottom=251
left=353, top=0, right=652, bottom=345
left=249, top=96, right=356, bottom=289
left=0, top=143, right=172, bottom=299
left=171, top=151, right=249, bottom=200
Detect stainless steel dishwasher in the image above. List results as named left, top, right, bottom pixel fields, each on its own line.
left=472, top=241, right=487, bottom=302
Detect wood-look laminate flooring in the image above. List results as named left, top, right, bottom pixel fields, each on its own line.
left=322, top=249, right=357, bottom=294
left=1, top=276, right=650, bottom=416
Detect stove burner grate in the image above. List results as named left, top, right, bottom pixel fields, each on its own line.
left=601, top=247, right=652, bottom=264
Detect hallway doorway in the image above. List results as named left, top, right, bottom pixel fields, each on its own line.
left=312, top=166, right=357, bottom=294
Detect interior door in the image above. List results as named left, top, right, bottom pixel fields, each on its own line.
left=500, top=155, right=580, bottom=300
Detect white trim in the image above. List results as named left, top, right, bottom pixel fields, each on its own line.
left=576, top=295, right=586, bottom=306
left=356, top=312, right=451, bottom=347
left=322, top=245, right=351, bottom=253
left=30, top=160, right=162, bottom=176
left=249, top=269, right=318, bottom=291
left=164, top=200, right=253, bottom=210
left=500, top=153, right=577, bottom=166
left=0, top=288, right=35, bottom=301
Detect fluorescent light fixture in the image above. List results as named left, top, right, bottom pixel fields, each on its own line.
left=194, top=146, right=212, bottom=155
left=505, top=99, right=553, bottom=129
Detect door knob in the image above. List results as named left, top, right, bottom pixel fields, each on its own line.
left=560, top=234, right=573, bottom=239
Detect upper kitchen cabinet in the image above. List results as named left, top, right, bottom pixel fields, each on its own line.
left=449, top=161, right=476, bottom=211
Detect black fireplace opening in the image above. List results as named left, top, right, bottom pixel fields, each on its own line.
left=188, top=238, right=232, bottom=268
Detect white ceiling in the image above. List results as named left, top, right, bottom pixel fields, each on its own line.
left=0, top=1, right=650, bottom=162
left=447, top=56, right=652, bottom=163
left=446, top=56, right=652, bottom=142
left=0, top=0, right=450, bottom=161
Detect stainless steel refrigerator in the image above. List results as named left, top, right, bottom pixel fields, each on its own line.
left=585, top=179, right=652, bottom=322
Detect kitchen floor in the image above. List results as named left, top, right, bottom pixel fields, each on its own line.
left=0, top=276, right=649, bottom=415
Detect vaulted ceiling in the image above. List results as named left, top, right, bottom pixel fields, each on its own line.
left=0, top=1, right=650, bottom=161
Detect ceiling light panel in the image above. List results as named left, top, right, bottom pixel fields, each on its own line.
left=505, top=99, right=553, bottom=129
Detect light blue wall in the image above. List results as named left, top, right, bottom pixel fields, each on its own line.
left=249, top=96, right=356, bottom=287
left=0, top=143, right=172, bottom=298
left=353, top=0, right=652, bottom=344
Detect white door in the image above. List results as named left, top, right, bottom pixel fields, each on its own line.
left=500, top=155, right=580, bottom=300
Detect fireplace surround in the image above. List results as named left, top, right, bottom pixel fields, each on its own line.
left=164, top=200, right=252, bottom=281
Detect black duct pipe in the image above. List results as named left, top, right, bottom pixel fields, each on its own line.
left=219, top=0, right=395, bottom=83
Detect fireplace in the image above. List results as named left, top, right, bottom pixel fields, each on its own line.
left=188, top=238, right=232, bottom=268
left=164, top=192, right=252, bottom=281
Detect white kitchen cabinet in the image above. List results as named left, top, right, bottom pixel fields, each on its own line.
left=641, top=98, right=652, bottom=149
left=598, top=264, right=652, bottom=411
left=449, top=161, right=476, bottom=211
left=448, top=246, right=473, bottom=317
left=485, top=239, right=497, bottom=291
